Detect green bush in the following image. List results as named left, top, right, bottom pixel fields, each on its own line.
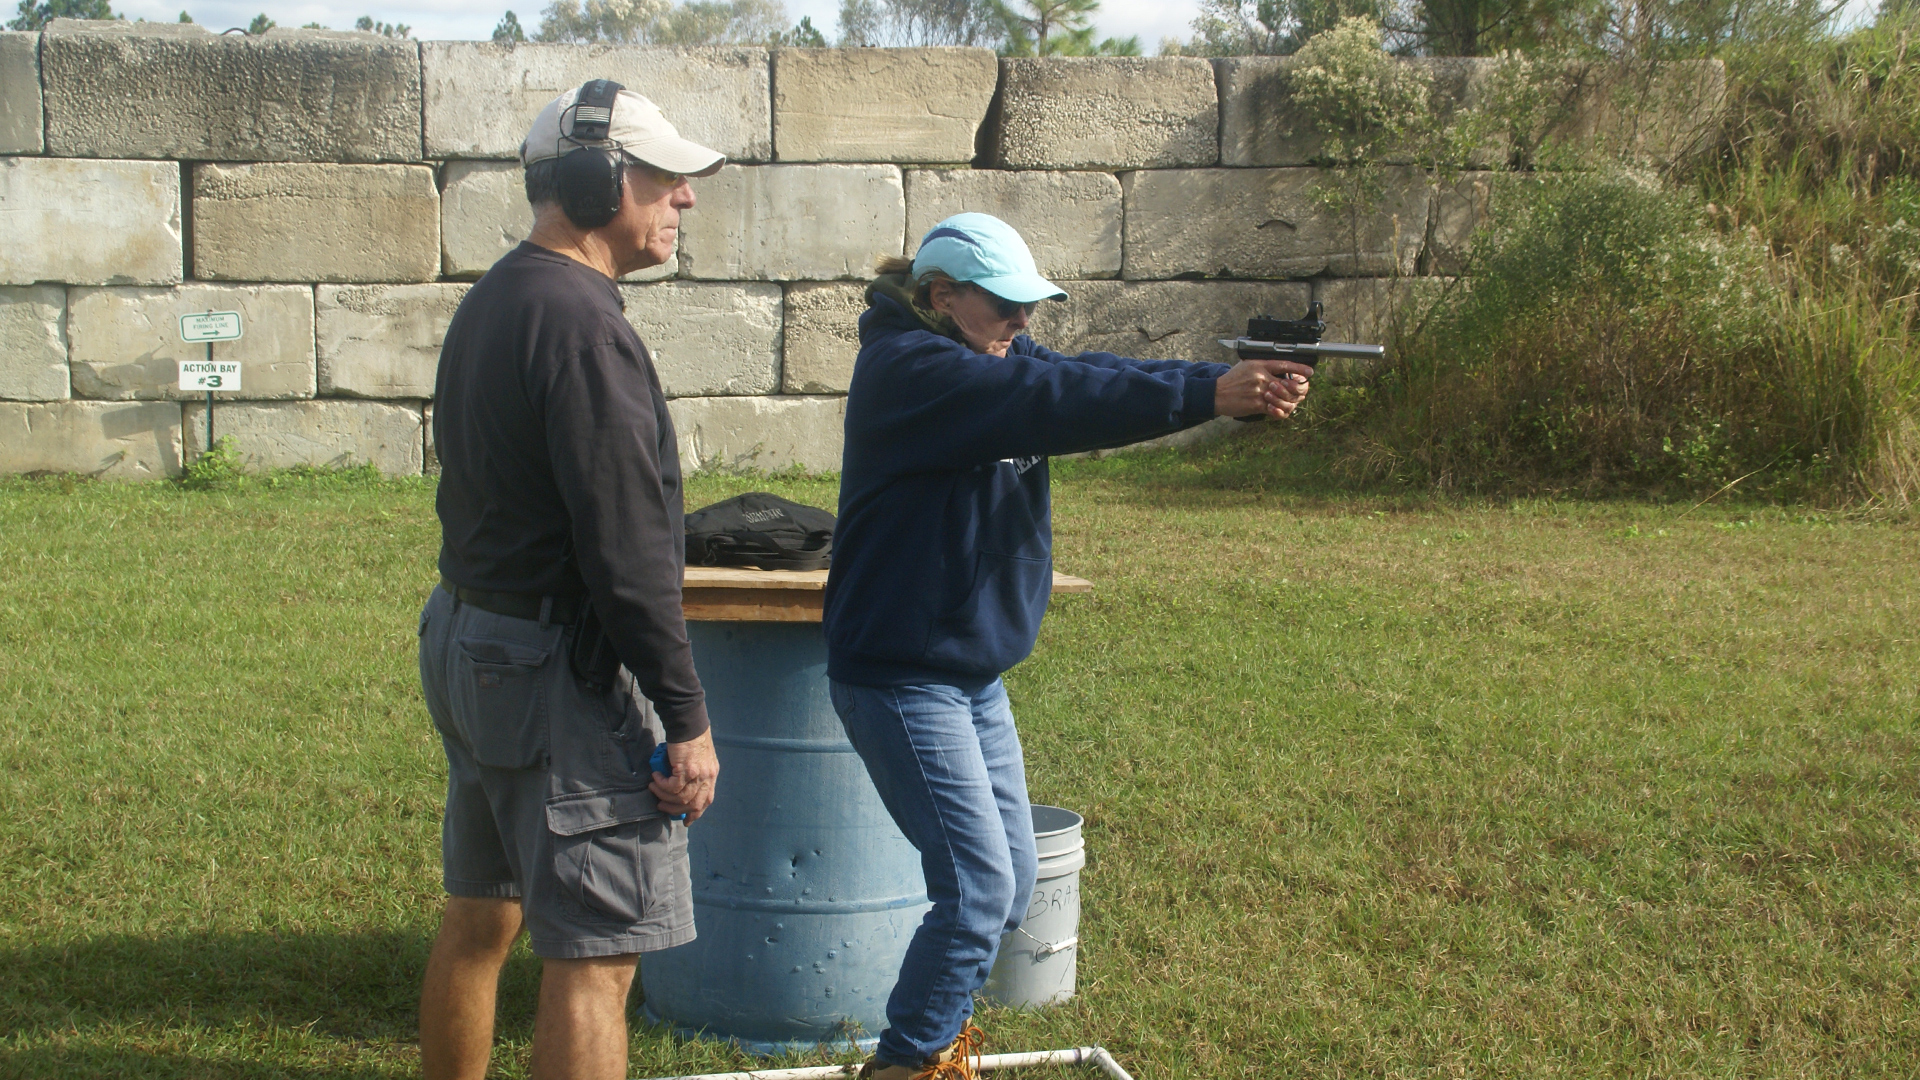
left=178, top=435, right=244, bottom=490
left=1350, top=171, right=1801, bottom=493
left=1684, top=7, right=1920, bottom=503
left=1298, top=9, right=1920, bottom=504
left=175, top=437, right=400, bottom=492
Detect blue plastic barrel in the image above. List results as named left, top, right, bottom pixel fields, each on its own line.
left=640, top=621, right=931, bottom=1054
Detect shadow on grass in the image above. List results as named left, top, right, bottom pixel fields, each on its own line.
left=0, top=929, right=543, bottom=1077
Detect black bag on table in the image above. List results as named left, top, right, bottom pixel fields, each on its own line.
left=685, top=493, right=835, bottom=571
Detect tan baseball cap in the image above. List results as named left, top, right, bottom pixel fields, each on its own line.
left=520, top=85, right=725, bottom=177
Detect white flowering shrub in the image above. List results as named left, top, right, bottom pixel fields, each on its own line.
left=1282, top=18, right=1559, bottom=216
left=1284, top=16, right=1433, bottom=165
left=1284, top=16, right=1440, bottom=216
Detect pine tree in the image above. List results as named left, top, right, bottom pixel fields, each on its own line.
left=492, top=10, right=528, bottom=41
left=7, top=0, right=116, bottom=31
left=354, top=14, right=412, bottom=36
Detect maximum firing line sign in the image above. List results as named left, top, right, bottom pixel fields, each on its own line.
left=178, top=311, right=244, bottom=391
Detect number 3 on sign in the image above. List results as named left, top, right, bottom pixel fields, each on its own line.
left=179, top=360, right=243, bottom=392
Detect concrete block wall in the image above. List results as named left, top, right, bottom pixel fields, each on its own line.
left=0, top=23, right=1724, bottom=478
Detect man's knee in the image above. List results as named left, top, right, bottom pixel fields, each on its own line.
left=540, top=954, right=640, bottom=1004
left=438, top=896, right=524, bottom=957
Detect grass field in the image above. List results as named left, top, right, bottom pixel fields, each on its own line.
left=1, top=450, right=1915, bottom=1078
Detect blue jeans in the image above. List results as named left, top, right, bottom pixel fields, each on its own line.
left=830, top=679, right=1039, bottom=1067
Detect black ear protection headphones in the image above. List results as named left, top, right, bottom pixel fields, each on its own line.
left=556, top=79, right=628, bottom=230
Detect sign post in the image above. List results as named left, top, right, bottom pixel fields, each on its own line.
left=178, top=311, right=244, bottom=459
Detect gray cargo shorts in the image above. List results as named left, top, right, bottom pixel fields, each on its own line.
left=418, top=585, right=695, bottom=959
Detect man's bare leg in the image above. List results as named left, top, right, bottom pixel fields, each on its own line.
left=421, top=896, right=525, bottom=1080
left=529, top=954, right=641, bottom=1080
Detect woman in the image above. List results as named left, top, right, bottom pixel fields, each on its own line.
left=823, top=213, right=1310, bottom=1079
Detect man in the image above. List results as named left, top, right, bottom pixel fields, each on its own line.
left=416, top=82, right=724, bottom=1080
left=826, top=214, right=1310, bottom=1078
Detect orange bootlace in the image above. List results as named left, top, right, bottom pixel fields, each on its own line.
left=916, top=1022, right=985, bottom=1080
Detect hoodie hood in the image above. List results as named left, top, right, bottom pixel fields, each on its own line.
left=865, top=273, right=965, bottom=344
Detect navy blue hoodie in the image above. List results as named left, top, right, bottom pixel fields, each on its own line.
left=823, top=289, right=1233, bottom=688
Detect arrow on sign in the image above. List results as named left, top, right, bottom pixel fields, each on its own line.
left=180, top=311, right=244, bottom=343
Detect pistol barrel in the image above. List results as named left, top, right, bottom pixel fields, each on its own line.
left=1218, top=338, right=1387, bottom=360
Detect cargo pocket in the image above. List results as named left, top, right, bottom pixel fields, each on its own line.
left=449, top=636, right=554, bottom=769
left=548, top=788, right=667, bottom=925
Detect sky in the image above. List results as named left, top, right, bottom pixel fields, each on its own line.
left=115, top=0, right=1885, bottom=52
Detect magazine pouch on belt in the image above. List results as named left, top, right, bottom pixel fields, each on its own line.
left=685, top=493, right=834, bottom=571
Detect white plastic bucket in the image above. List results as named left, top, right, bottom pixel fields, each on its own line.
left=982, top=805, right=1085, bottom=1009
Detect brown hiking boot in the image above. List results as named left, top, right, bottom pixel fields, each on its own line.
left=856, top=1022, right=985, bottom=1080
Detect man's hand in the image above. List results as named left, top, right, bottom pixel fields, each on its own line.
left=1215, top=358, right=1313, bottom=420
left=652, top=730, right=720, bottom=822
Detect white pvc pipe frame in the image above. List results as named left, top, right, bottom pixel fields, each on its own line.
left=637, top=1046, right=1137, bottom=1080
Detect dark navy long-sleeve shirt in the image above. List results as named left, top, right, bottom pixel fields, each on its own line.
left=823, top=290, right=1232, bottom=688
left=433, top=242, right=708, bottom=741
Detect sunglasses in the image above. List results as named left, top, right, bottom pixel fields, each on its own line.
left=630, top=159, right=686, bottom=187
left=972, top=283, right=1037, bottom=320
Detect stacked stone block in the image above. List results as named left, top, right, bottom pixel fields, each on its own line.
left=0, top=28, right=1725, bottom=478
left=316, top=284, right=468, bottom=398
left=782, top=283, right=867, bottom=395
left=1, top=400, right=182, bottom=478
left=192, top=163, right=443, bottom=284
left=679, top=164, right=908, bottom=281
left=0, top=158, right=182, bottom=286
left=69, top=284, right=317, bottom=400
left=421, top=42, right=771, bottom=162
left=184, top=399, right=425, bottom=474
left=773, top=48, right=996, bottom=163
left=905, top=170, right=1122, bottom=279
left=622, top=282, right=783, bottom=397
left=41, top=21, right=423, bottom=161
left=993, top=57, right=1219, bottom=169
left=0, top=31, right=40, bottom=155
left=0, top=285, right=66, bottom=400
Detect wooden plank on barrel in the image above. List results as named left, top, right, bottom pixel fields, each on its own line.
left=685, top=566, right=830, bottom=590
left=1051, top=572, right=1092, bottom=594
left=682, top=567, right=1093, bottom=622
left=682, top=588, right=825, bottom=622
left=683, top=567, right=825, bottom=622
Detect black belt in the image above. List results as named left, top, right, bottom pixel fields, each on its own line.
left=440, top=579, right=585, bottom=625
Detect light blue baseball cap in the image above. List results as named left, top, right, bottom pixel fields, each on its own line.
left=910, top=212, right=1068, bottom=304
